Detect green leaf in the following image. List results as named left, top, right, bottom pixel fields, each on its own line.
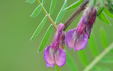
left=101, top=57, right=113, bottom=63
left=100, top=28, right=108, bottom=48
left=109, top=9, right=113, bottom=14
left=42, top=0, right=46, bottom=4
left=55, top=0, right=67, bottom=23
left=49, top=0, right=56, bottom=14
left=110, top=49, right=113, bottom=53
left=92, top=66, right=110, bottom=71
left=97, top=0, right=105, bottom=16
left=88, top=0, right=94, bottom=7
left=97, top=7, right=104, bottom=16
left=30, top=16, right=47, bottom=40
left=100, top=0, right=104, bottom=7
left=38, top=25, right=52, bottom=52
left=104, top=8, right=113, bottom=18
left=94, top=0, right=98, bottom=8
left=55, top=65, right=60, bottom=71
left=27, top=0, right=35, bottom=4
left=66, top=51, right=78, bottom=71
left=30, top=5, right=42, bottom=17
left=98, top=12, right=111, bottom=25
left=78, top=50, right=88, bottom=66
left=108, top=0, right=113, bottom=14
left=88, top=33, right=98, bottom=57
left=96, top=0, right=104, bottom=16
left=64, top=0, right=84, bottom=10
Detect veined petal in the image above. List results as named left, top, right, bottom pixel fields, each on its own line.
left=66, top=29, right=76, bottom=49
left=55, top=48, right=66, bottom=67
left=75, top=31, right=88, bottom=50
left=88, top=7, right=97, bottom=25
left=44, top=46, right=54, bottom=65
left=83, top=5, right=93, bottom=25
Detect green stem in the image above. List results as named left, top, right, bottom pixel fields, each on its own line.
left=83, top=42, right=113, bottom=71
left=55, top=65, right=60, bottom=71
left=36, top=0, right=57, bottom=30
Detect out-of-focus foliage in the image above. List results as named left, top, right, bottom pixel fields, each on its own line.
left=55, top=0, right=67, bottom=23
left=66, top=51, right=78, bottom=71
left=64, top=0, right=84, bottom=10
left=88, top=33, right=98, bottom=57
left=27, top=0, right=35, bottom=4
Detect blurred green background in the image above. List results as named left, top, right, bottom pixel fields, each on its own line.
left=0, top=0, right=113, bottom=71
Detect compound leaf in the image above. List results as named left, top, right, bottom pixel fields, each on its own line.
left=30, top=16, right=47, bottom=40
left=38, top=25, right=52, bottom=52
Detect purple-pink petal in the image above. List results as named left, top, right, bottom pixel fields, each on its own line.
left=60, top=32, right=66, bottom=49
left=44, top=45, right=54, bottom=65
left=55, top=48, right=66, bottom=67
left=66, top=29, right=88, bottom=51
left=84, top=8, right=97, bottom=39
left=84, top=24, right=93, bottom=39
left=46, top=63, right=54, bottom=68
left=44, top=45, right=66, bottom=67
left=74, top=31, right=88, bottom=50
left=66, top=29, right=75, bottom=49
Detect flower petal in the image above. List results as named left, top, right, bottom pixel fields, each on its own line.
left=46, top=63, right=54, bottom=68
left=44, top=45, right=55, bottom=65
left=55, top=48, right=66, bottom=67
left=52, top=23, right=64, bottom=47
left=60, top=32, right=66, bottom=49
left=75, top=31, right=88, bottom=50
left=85, top=24, right=93, bottom=39
left=66, top=29, right=76, bottom=49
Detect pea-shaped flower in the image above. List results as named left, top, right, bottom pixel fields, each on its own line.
left=66, top=6, right=97, bottom=51
left=44, top=23, right=66, bottom=68
left=66, top=17, right=88, bottom=51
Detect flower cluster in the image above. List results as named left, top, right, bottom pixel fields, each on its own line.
left=44, top=6, right=97, bottom=68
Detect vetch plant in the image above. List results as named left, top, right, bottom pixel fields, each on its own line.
left=27, top=0, right=113, bottom=71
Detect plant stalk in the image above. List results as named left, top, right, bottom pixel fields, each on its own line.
left=55, top=65, right=60, bottom=71
left=83, top=42, right=113, bottom=71
left=63, top=0, right=89, bottom=31
left=36, top=0, right=57, bottom=30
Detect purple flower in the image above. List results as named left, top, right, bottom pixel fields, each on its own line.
left=44, top=23, right=66, bottom=68
left=66, top=6, right=97, bottom=51
left=66, top=18, right=88, bottom=51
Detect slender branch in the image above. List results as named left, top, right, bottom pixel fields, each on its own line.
left=83, top=42, right=113, bottom=71
left=55, top=65, right=60, bottom=71
left=63, top=0, right=89, bottom=31
left=36, top=0, right=57, bottom=30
